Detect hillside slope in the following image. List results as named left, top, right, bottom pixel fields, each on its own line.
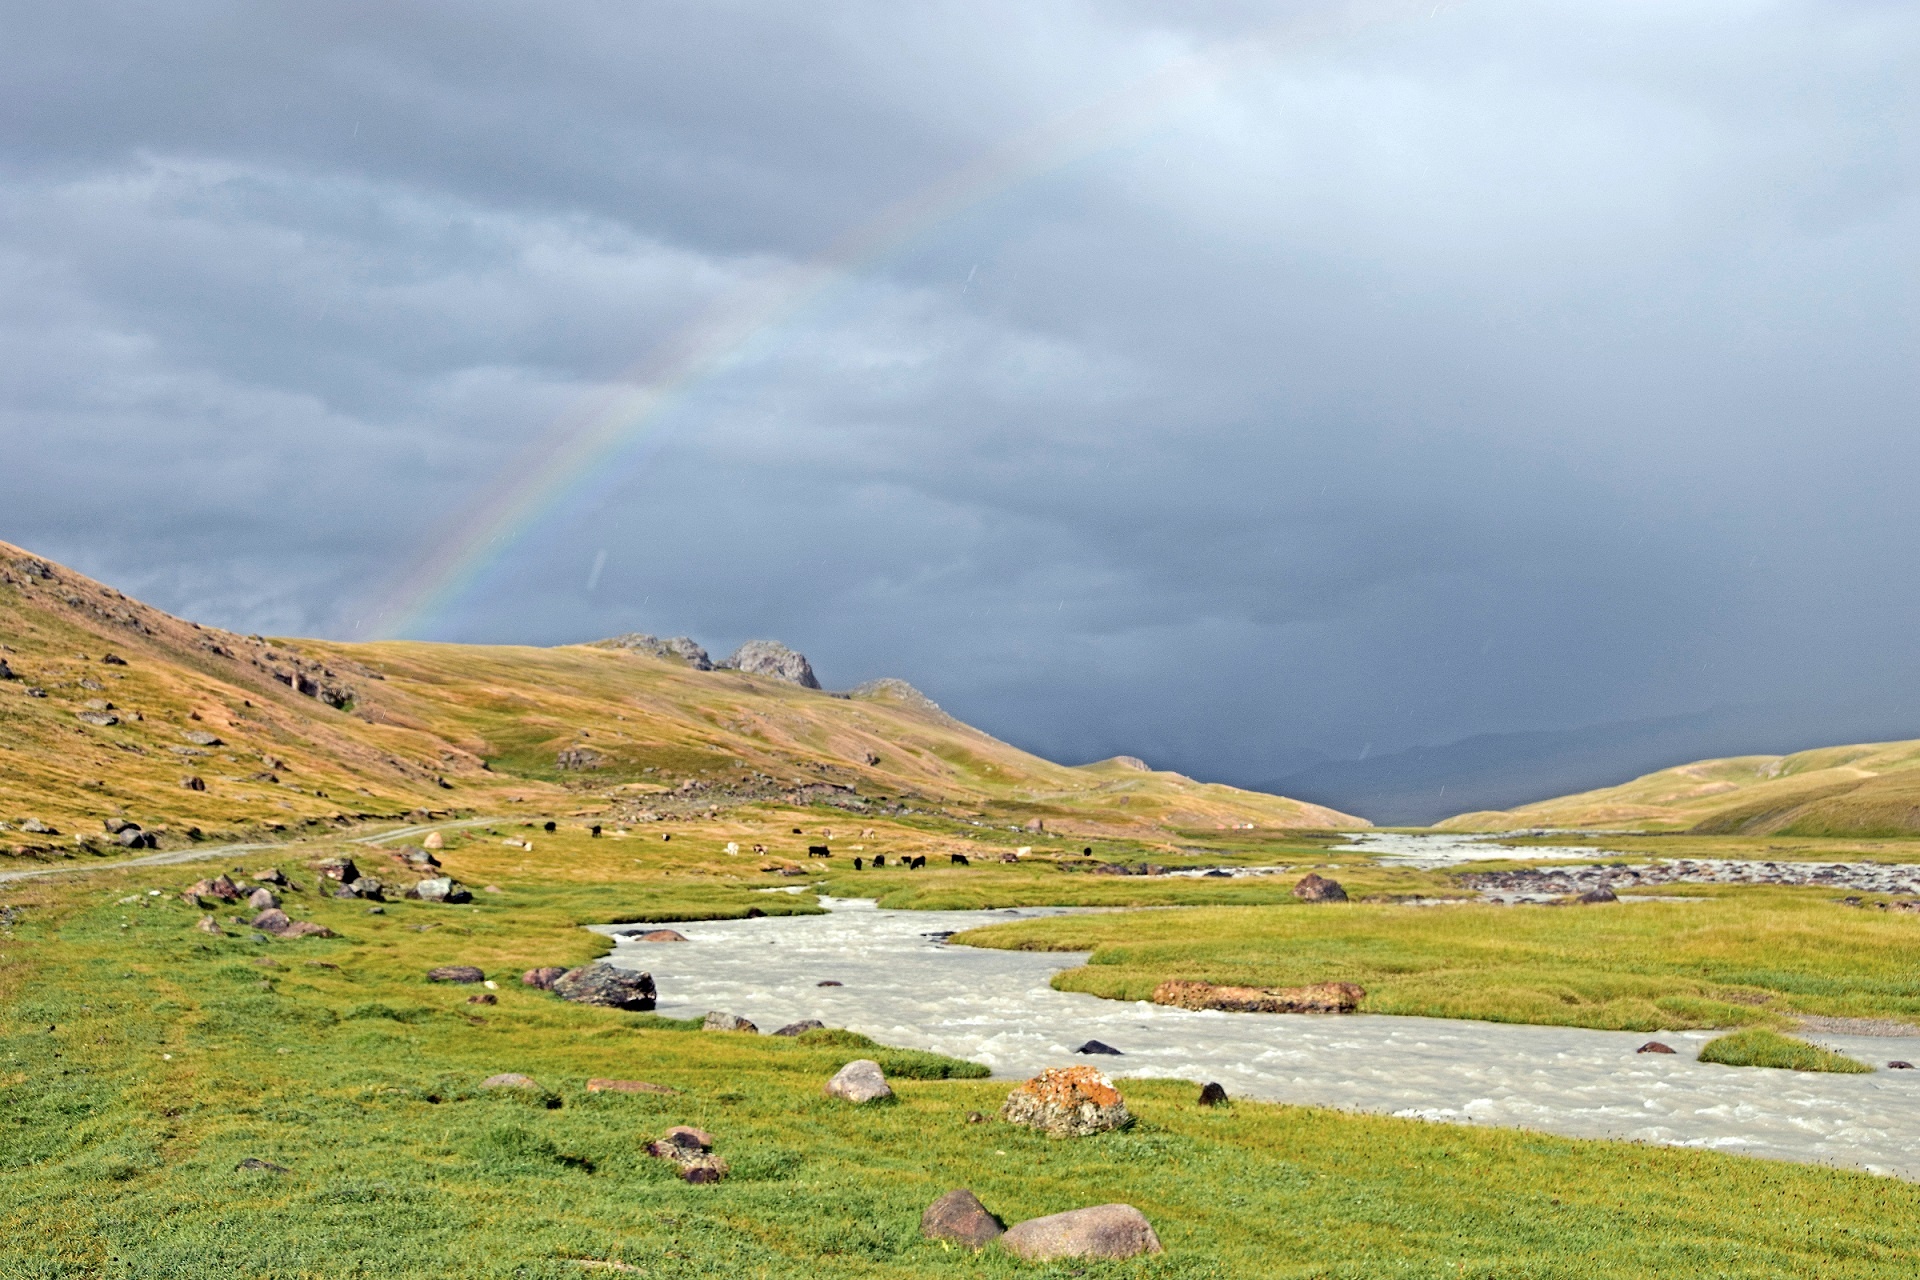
left=1436, top=738, right=1920, bottom=835
left=0, top=540, right=1361, bottom=855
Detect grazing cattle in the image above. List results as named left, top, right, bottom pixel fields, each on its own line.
left=808, top=845, right=831, bottom=858
left=910, top=855, right=926, bottom=869
left=872, top=855, right=885, bottom=868
left=951, top=853, right=970, bottom=866
left=853, top=857, right=864, bottom=870
left=589, top=824, right=602, bottom=837
left=544, top=821, right=557, bottom=833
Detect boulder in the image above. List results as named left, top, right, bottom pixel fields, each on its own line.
left=408, top=876, right=472, bottom=904
left=1890, top=1061, right=1915, bottom=1070
left=117, top=827, right=152, bottom=848
left=702, top=1010, right=758, bottom=1033
left=920, top=1189, right=1005, bottom=1249
left=646, top=1125, right=714, bottom=1155
left=1000, top=1204, right=1162, bottom=1262
left=255, top=868, right=290, bottom=886
left=1198, top=1081, right=1229, bottom=1107
left=181, top=730, right=223, bottom=747
left=315, top=857, right=359, bottom=886
left=551, top=963, right=657, bottom=1011
left=479, top=1073, right=540, bottom=1090
left=586, top=1078, right=678, bottom=1094
left=521, top=966, right=568, bottom=990
left=824, top=1059, right=893, bottom=1104
left=0, top=659, right=12, bottom=679
left=772, top=1020, right=825, bottom=1037
left=631, top=929, right=688, bottom=942
left=1152, top=979, right=1363, bottom=1014
left=1292, top=872, right=1347, bottom=902
left=1578, top=886, right=1618, bottom=904
left=247, top=887, right=280, bottom=911
left=717, top=640, right=821, bottom=689
left=422, top=831, right=445, bottom=850
left=1000, top=1066, right=1130, bottom=1137
left=1637, top=1041, right=1677, bottom=1055
left=280, top=921, right=335, bottom=939
left=194, top=915, right=223, bottom=935
left=343, top=877, right=385, bottom=901
left=251, top=908, right=292, bottom=934
left=427, top=965, right=486, bottom=984
left=188, top=874, right=241, bottom=901
left=1074, top=1039, right=1122, bottom=1055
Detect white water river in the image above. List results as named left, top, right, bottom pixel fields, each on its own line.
left=594, top=897, right=1920, bottom=1180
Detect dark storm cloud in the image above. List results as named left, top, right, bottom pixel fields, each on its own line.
left=2, top=1, right=1917, bottom=800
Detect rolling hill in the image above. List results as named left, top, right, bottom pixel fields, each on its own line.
left=0, top=540, right=1360, bottom=857
left=1436, top=738, right=1920, bottom=835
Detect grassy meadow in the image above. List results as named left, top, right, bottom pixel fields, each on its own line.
left=9, top=821, right=1920, bottom=1277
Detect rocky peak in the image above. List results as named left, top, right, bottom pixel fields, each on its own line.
left=592, top=634, right=712, bottom=670
left=718, top=640, right=820, bottom=689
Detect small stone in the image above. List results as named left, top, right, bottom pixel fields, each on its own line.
left=194, top=915, right=223, bottom=935
left=181, top=730, right=223, bottom=747
left=772, top=1019, right=825, bottom=1037
left=816, top=980, right=843, bottom=987
left=251, top=908, right=292, bottom=934
left=964, top=1111, right=986, bottom=1124
left=1292, top=872, right=1348, bottom=902
left=1198, top=1081, right=1229, bottom=1107
left=365, top=905, right=385, bottom=915
left=586, top=1078, right=677, bottom=1094
left=315, top=856, right=359, bottom=885
left=234, top=1158, right=289, bottom=1173
left=1890, top=1060, right=1914, bottom=1070
left=824, top=1059, right=893, bottom=1104
left=521, top=966, right=568, bottom=989
left=551, top=963, right=657, bottom=1011
left=279, top=921, right=335, bottom=939
left=479, top=1073, right=540, bottom=1090
left=1074, top=1039, right=1122, bottom=1055
left=247, top=887, right=279, bottom=911
left=1000, top=1204, right=1163, bottom=1262
left=468, top=993, right=498, bottom=1005
left=1637, top=1041, right=1677, bottom=1054
left=179, top=775, right=205, bottom=791
left=427, top=965, right=486, bottom=984
left=1000, top=1066, right=1131, bottom=1137
left=920, top=1188, right=1005, bottom=1249
left=702, top=1010, right=758, bottom=1033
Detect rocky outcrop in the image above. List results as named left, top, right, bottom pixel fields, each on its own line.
left=718, top=640, right=820, bottom=689
left=848, top=678, right=957, bottom=723
left=1000, top=1066, right=1131, bottom=1137
left=551, top=962, right=656, bottom=1011
left=1292, top=872, right=1348, bottom=902
left=592, top=634, right=712, bottom=670
left=555, top=746, right=604, bottom=770
left=920, top=1189, right=1005, bottom=1249
left=1000, top=1204, right=1162, bottom=1261
left=824, top=1059, right=893, bottom=1103
left=1152, top=979, right=1363, bottom=1014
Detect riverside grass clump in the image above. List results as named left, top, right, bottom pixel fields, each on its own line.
left=955, top=885, right=1920, bottom=1032
left=11, top=840, right=1920, bottom=1276
left=1698, top=1029, right=1875, bottom=1074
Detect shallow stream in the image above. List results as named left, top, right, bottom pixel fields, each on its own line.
left=595, top=897, right=1920, bottom=1180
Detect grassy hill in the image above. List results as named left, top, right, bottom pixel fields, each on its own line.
left=0, top=540, right=1360, bottom=857
left=1436, top=738, right=1920, bottom=835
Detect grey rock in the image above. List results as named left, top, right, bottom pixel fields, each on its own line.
left=1000, top=1204, right=1163, bottom=1262
left=823, top=1058, right=893, bottom=1104
left=0, top=659, right=12, bottom=679
left=1000, top=1067, right=1131, bottom=1137
left=555, top=746, right=604, bottom=770
left=315, top=857, right=359, bottom=885
left=426, top=965, right=485, bottom=984
left=194, top=915, right=223, bottom=935
left=181, top=730, right=223, bottom=747
left=593, top=633, right=712, bottom=670
left=1578, top=886, right=1618, bottom=904
left=247, top=887, right=280, bottom=910
left=1292, top=872, right=1348, bottom=902
left=772, top=1020, right=825, bottom=1037
left=76, top=710, right=119, bottom=727
left=717, top=640, right=820, bottom=689
left=702, top=1010, right=758, bottom=1033
left=408, top=876, right=471, bottom=904
left=19, top=818, right=56, bottom=834
left=251, top=908, right=292, bottom=934
left=551, top=962, right=657, bottom=1011
left=521, top=966, right=567, bottom=989
left=1075, top=1039, right=1122, bottom=1055
left=920, top=1188, right=1005, bottom=1249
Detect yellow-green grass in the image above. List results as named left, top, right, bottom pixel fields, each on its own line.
left=956, top=889, right=1920, bottom=1031
left=1698, top=1029, right=1874, bottom=1074
left=10, top=847, right=1920, bottom=1275
left=1438, top=740, right=1920, bottom=836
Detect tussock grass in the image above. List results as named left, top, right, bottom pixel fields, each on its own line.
left=956, top=889, right=1920, bottom=1031
left=9, top=845, right=1920, bottom=1277
left=1698, top=1029, right=1874, bottom=1074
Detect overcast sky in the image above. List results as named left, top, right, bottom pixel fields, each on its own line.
left=3, top=0, right=1917, bottom=785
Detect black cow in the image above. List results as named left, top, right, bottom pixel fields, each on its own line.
left=872, top=855, right=885, bottom=868
left=808, top=845, right=832, bottom=858
left=853, top=856, right=864, bottom=870
left=910, top=855, right=926, bottom=869
left=951, top=853, right=970, bottom=866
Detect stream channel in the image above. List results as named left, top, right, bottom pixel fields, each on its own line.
left=595, top=894, right=1920, bottom=1181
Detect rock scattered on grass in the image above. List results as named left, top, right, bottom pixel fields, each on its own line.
left=1074, top=1039, right=1122, bottom=1055
left=1292, top=872, right=1348, bottom=902
left=999, top=1204, right=1162, bottom=1261
left=1000, top=1066, right=1131, bottom=1137
left=551, top=963, right=657, bottom=1011
left=1637, top=1041, right=1677, bottom=1054
left=1578, top=886, right=1618, bottom=904
left=234, top=1158, right=289, bottom=1173
left=407, top=876, right=472, bottom=904
left=468, top=993, right=497, bottom=1005
left=194, top=915, right=223, bottom=935
left=427, top=965, right=486, bottom=984
left=247, top=887, right=279, bottom=910
left=1152, top=979, right=1363, bottom=1014
left=702, top=1010, right=757, bottom=1033
left=964, top=1111, right=986, bottom=1124
left=772, top=1020, right=824, bottom=1037
left=1198, top=1081, right=1229, bottom=1107
left=586, top=1078, right=678, bottom=1094
left=521, top=966, right=567, bottom=989
left=824, top=1059, right=893, bottom=1104
left=920, top=1188, right=1005, bottom=1249
left=645, top=1126, right=727, bottom=1183
left=479, top=1073, right=540, bottom=1090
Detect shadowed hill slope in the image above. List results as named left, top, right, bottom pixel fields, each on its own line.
left=0, top=540, right=1361, bottom=855
left=1436, top=738, right=1920, bottom=835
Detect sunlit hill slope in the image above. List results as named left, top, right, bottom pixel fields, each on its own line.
left=0, top=540, right=1361, bottom=856
left=1437, top=739, right=1920, bottom=836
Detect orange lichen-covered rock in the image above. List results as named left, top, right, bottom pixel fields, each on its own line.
left=1000, top=1066, right=1131, bottom=1137
left=1152, top=979, right=1363, bottom=1014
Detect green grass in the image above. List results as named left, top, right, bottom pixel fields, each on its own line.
left=8, top=840, right=1920, bottom=1276
left=1697, top=1029, right=1875, bottom=1074
left=954, top=888, right=1920, bottom=1031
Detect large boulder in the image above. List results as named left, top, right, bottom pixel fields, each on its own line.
left=551, top=963, right=656, bottom=1011
left=315, top=857, right=359, bottom=886
left=718, top=640, right=820, bottom=689
left=1292, top=872, right=1348, bottom=902
left=407, top=876, right=472, bottom=904
left=1000, top=1204, right=1163, bottom=1262
left=702, top=1011, right=757, bottom=1033
left=521, top=966, right=568, bottom=990
left=1000, top=1067, right=1131, bottom=1137
left=1152, top=979, right=1363, bottom=1014
left=247, top=887, right=279, bottom=911
left=823, top=1059, right=893, bottom=1104
left=920, top=1189, right=1004, bottom=1249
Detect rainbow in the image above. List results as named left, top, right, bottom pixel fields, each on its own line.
left=358, top=0, right=1433, bottom=639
